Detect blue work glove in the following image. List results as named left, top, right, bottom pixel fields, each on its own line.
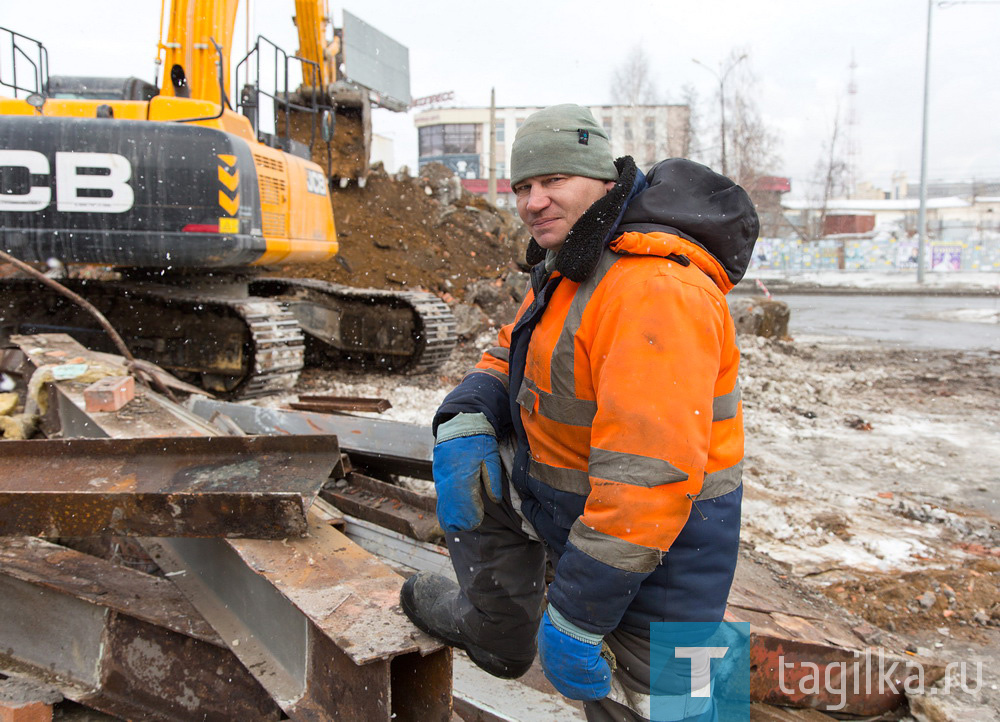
left=538, top=607, right=612, bottom=701
left=432, top=433, right=502, bottom=532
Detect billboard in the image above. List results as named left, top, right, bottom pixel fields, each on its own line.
left=342, top=11, right=411, bottom=110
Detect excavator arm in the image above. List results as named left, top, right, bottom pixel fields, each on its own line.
left=293, top=0, right=339, bottom=88
left=158, top=0, right=240, bottom=105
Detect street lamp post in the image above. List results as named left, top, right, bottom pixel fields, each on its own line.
left=916, top=0, right=934, bottom=283
left=693, top=54, right=747, bottom=177
left=915, top=0, right=999, bottom=281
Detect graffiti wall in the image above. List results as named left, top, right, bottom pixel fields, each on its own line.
left=751, top=235, right=1000, bottom=273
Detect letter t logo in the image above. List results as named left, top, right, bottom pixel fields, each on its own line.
left=676, top=647, right=729, bottom=697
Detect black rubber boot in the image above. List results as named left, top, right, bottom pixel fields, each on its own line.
left=399, top=572, right=534, bottom=679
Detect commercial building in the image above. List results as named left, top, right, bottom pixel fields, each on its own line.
left=414, top=104, right=691, bottom=206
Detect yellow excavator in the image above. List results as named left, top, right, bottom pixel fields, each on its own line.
left=0, top=0, right=454, bottom=397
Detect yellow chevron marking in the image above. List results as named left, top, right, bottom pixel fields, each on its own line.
left=217, top=154, right=236, bottom=167
left=218, top=166, right=240, bottom=191
left=219, top=190, right=239, bottom=216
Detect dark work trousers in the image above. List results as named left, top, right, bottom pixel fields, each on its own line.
left=444, top=470, right=735, bottom=722
left=445, top=493, right=665, bottom=721
left=444, top=486, right=547, bottom=663
left=444, top=492, right=691, bottom=722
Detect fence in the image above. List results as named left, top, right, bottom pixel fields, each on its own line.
left=751, top=233, right=1000, bottom=273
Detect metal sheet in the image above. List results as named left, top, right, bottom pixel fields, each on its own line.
left=0, top=538, right=281, bottom=721
left=8, top=334, right=452, bottom=719
left=187, top=397, right=433, bottom=478
left=0, top=536, right=222, bottom=645
left=0, top=574, right=106, bottom=691
left=452, top=657, right=583, bottom=722
left=11, top=333, right=222, bottom=440
left=294, top=395, right=392, bottom=413
left=342, top=514, right=456, bottom=583
left=0, top=435, right=340, bottom=537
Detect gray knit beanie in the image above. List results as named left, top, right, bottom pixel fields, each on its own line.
left=510, top=104, right=618, bottom=186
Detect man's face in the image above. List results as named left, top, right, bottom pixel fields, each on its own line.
left=514, top=174, right=616, bottom=251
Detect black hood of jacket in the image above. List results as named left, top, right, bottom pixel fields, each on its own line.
left=616, top=158, right=759, bottom=286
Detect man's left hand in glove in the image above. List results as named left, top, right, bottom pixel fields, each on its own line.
left=538, top=605, right=613, bottom=701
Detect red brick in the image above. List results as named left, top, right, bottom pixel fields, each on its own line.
left=83, top=375, right=135, bottom=413
left=0, top=699, right=52, bottom=722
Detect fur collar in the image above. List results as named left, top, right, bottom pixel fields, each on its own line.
left=524, top=157, right=640, bottom=283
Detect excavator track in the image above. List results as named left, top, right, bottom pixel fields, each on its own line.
left=1, top=275, right=458, bottom=397
left=0, top=278, right=304, bottom=398
left=249, top=278, right=458, bottom=374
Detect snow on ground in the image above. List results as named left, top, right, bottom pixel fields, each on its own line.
left=736, top=333, right=999, bottom=579
left=285, top=287, right=1000, bottom=716
left=293, top=324, right=998, bottom=583
left=918, top=307, right=1000, bottom=325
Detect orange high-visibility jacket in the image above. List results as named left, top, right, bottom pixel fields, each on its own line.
left=436, top=157, right=758, bottom=635
left=488, top=229, right=742, bottom=544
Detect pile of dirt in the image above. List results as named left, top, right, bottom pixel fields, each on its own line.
left=273, top=163, right=530, bottom=300
left=825, top=558, right=1000, bottom=640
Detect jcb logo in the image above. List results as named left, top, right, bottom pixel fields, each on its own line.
left=0, top=150, right=134, bottom=213
left=306, top=169, right=327, bottom=196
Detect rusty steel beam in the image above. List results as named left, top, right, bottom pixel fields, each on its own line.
left=0, top=537, right=282, bottom=721
left=293, top=394, right=393, bottom=413
left=9, top=333, right=223, bottom=440
left=9, top=334, right=452, bottom=718
left=322, top=472, right=440, bottom=542
left=740, top=632, right=937, bottom=716
left=0, top=435, right=340, bottom=538
left=144, top=513, right=451, bottom=721
left=187, top=396, right=434, bottom=479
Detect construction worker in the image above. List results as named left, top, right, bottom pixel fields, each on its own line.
left=400, top=104, right=759, bottom=721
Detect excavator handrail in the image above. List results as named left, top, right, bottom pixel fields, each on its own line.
left=0, top=26, right=50, bottom=99
left=167, top=37, right=228, bottom=124
left=233, top=34, right=329, bottom=153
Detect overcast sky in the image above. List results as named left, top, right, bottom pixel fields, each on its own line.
left=5, top=0, right=999, bottom=197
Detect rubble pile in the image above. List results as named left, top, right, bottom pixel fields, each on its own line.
left=273, top=163, right=531, bottom=301
left=827, top=558, right=1000, bottom=638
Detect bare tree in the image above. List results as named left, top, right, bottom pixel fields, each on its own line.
left=679, top=83, right=701, bottom=162
left=694, top=49, right=782, bottom=234
left=722, top=51, right=780, bottom=191
left=607, top=48, right=661, bottom=161
left=813, top=104, right=849, bottom=238
left=610, top=48, right=658, bottom=107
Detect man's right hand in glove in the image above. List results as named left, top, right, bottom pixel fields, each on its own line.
left=433, top=414, right=502, bottom=532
